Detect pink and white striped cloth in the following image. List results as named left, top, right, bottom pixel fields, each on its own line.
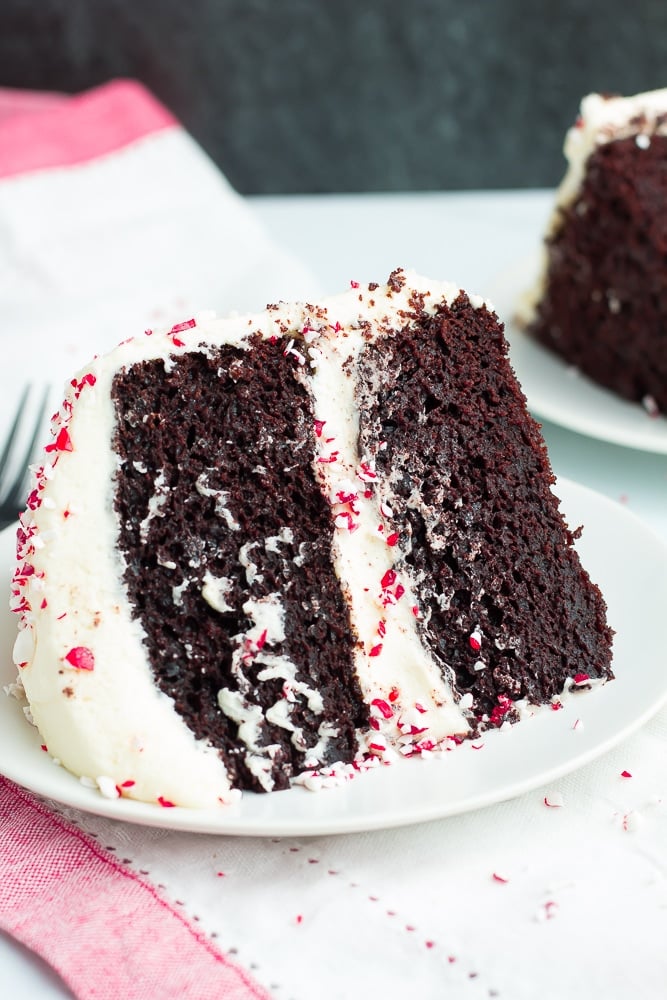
left=0, top=80, right=174, bottom=177
left=0, top=776, right=271, bottom=1000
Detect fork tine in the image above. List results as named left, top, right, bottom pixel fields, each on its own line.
left=22, top=386, right=51, bottom=476
left=1, top=386, right=51, bottom=518
left=0, top=385, right=30, bottom=481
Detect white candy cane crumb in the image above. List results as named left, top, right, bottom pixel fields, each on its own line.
left=97, top=776, right=120, bottom=799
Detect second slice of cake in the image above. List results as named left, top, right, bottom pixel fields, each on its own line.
left=519, top=88, right=667, bottom=416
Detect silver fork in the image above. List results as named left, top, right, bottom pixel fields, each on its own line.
left=0, top=386, right=51, bottom=531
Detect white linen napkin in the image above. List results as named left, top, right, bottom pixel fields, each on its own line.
left=43, top=707, right=667, bottom=1000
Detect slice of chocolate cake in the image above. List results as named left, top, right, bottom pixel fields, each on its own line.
left=519, top=89, right=667, bottom=415
left=11, top=270, right=613, bottom=807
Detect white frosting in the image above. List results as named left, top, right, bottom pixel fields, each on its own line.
left=139, top=469, right=168, bottom=541
left=195, top=472, right=240, bottom=531
left=518, top=88, right=667, bottom=325
left=307, top=301, right=470, bottom=745
left=201, top=572, right=234, bottom=613
left=12, top=271, right=491, bottom=807
left=557, top=90, right=667, bottom=215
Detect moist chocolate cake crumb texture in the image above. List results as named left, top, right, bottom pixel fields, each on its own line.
left=356, top=294, right=612, bottom=726
left=528, top=133, right=667, bottom=411
left=112, top=343, right=365, bottom=793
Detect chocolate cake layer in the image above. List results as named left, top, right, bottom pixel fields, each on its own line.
left=529, top=134, right=667, bottom=411
left=356, top=294, right=614, bottom=723
left=112, top=342, right=364, bottom=792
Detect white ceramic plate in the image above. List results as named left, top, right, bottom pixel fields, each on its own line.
left=487, top=257, right=667, bottom=454
left=1, top=478, right=666, bottom=836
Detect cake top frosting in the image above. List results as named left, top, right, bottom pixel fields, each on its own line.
left=556, top=88, right=667, bottom=214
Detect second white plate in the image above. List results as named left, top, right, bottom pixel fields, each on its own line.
left=1, top=478, right=666, bottom=836
left=488, top=257, right=667, bottom=454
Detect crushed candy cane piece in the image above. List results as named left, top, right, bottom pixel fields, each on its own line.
left=64, top=646, right=95, bottom=671
left=489, top=694, right=513, bottom=725
left=371, top=698, right=394, bottom=719
left=642, top=394, right=660, bottom=418
left=622, top=810, right=643, bottom=832
left=170, top=318, right=196, bottom=335
left=45, top=427, right=73, bottom=454
left=541, top=900, right=559, bottom=921
left=97, top=776, right=120, bottom=799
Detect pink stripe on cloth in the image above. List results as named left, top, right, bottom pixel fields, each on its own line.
left=0, top=777, right=273, bottom=1000
left=0, top=79, right=176, bottom=179
left=0, top=88, right=70, bottom=125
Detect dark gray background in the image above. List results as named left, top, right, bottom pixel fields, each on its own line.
left=1, top=0, right=665, bottom=194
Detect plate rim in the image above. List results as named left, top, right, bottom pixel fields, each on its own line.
left=2, top=477, right=667, bottom=837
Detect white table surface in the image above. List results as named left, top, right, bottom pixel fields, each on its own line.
left=3, top=189, right=666, bottom=997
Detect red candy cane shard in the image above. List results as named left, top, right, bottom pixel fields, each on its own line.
left=169, top=318, right=196, bottom=335
left=45, top=427, right=74, bottom=454
left=64, top=646, right=95, bottom=671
